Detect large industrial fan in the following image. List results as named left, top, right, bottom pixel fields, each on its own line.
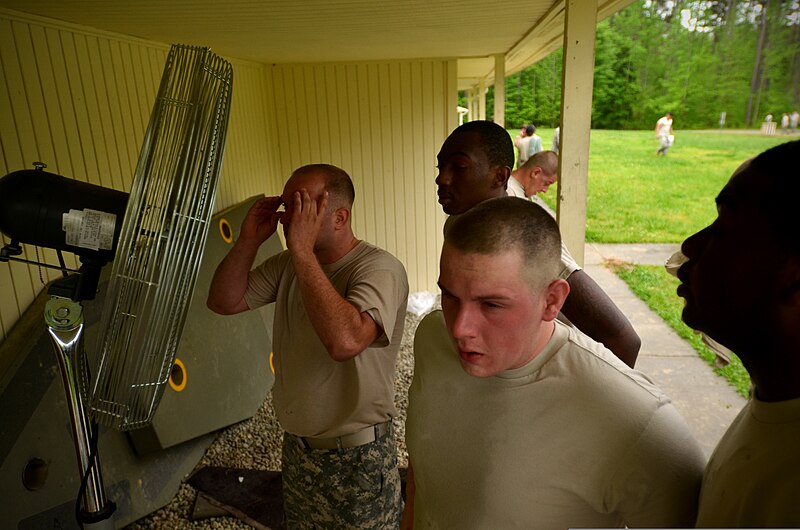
left=0, top=44, right=232, bottom=528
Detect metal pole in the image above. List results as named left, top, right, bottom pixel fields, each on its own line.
left=45, top=297, right=116, bottom=528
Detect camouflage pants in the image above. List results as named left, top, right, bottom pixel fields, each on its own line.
left=281, top=422, right=402, bottom=529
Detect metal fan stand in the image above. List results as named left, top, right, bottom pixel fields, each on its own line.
left=0, top=43, right=232, bottom=528
left=0, top=162, right=127, bottom=527
left=45, top=295, right=116, bottom=528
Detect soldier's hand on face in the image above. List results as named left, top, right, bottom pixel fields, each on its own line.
left=285, top=189, right=329, bottom=257
left=240, top=196, right=284, bottom=246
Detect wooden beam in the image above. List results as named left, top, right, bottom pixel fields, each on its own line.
left=557, top=0, right=597, bottom=266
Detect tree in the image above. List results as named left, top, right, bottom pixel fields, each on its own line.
left=592, top=20, right=642, bottom=128
left=484, top=0, right=799, bottom=129
left=746, top=0, right=771, bottom=124
left=503, top=50, right=563, bottom=128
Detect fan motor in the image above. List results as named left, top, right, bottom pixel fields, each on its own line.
left=0, top=163, right=128, bottom=263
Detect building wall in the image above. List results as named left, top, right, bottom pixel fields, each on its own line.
left=0, top=10, right=276, bottom=345
left=0, top=9, right=456, bottom=347
left=263, top=61, right=455, bottom=296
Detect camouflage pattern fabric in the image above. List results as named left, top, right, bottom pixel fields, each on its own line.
left=281, top=421, right=402, bottom=529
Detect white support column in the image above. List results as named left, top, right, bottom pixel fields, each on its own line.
left=471, top=84, right=476, bottom=120
left=557, top=0, right=597, bottom=267
left=478, top=79, right=486, bottom=120
left=493, top=54, right=505, bottom=126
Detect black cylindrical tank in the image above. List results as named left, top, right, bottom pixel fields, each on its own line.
left=0, top=163, right=129, bottom=262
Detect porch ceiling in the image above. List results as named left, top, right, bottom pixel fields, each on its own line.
left=0, top=0, right=635, bottom=90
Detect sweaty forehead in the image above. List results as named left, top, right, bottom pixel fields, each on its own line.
left=440, top=244, right=533, bottom=294
left=282, top=172, right=325, bottom=199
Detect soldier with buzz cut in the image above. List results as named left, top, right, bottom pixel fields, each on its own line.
left=208, top=164, right=408, bottom=529
left=403, top=197, right=705, bottom=528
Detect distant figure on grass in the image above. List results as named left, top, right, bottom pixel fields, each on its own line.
left=781, top=112, right=790, bottom=134
left=791, top=111, right=799, bottom=133
left=526, top=124, right=543, bottom=159
left=402, top=197, right=706, bottom=528
left=552, top=125, right=560, bottom=153
left=655, top=112, right=674, bottom=156
left=677, top=140, right=800, bottom=527
left=434, top=120, right=641, bottom=367
left=514, top=124, right=533, bottom=168
left=514, top=124, right=544, bottom=168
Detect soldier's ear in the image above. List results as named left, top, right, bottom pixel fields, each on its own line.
left=542, top=279, right=570, bottom=321
left=333, top=206, right=350, bottom=228
left=492, top=165, right=511, bottom=190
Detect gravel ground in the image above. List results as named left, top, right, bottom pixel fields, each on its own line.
left=126, top=309, right=429, bottom=529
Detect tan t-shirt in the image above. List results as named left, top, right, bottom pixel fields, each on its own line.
left=506, top=175, right=526, bottom=198
left=407, top=311, right=705, bottom=528
left=696, top=396, right=800, bottom=527
left=244, top=241, right=408, bottom=438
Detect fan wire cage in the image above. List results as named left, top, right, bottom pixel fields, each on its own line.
left=90, top=44, right=233, bottom=431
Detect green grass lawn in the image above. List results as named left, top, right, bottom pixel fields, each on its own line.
left=520, top=128, right=792, bottom=242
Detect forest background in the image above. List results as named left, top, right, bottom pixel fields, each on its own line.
left=471, top=0, right=800, bottom=129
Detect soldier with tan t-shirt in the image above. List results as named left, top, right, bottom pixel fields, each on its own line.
left=403, top=197, right=705, bottom=528
left=208, top=164, right=408, bottom=529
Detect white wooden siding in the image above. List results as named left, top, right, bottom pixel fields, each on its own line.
left=214, top=60, right=277, bottom=211
left=0, top=11, right=276, bottom=345
left=264, top=60, right=454, bottom=294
